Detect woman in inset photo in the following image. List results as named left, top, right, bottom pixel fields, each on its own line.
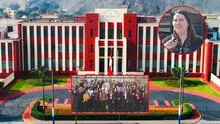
left=161, top=8, right=205, bottom=54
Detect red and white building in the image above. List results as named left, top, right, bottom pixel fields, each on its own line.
left=0, top=8, right=219, bottom=82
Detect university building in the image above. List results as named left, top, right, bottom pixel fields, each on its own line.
left=0, top=8, right=219, bottom=82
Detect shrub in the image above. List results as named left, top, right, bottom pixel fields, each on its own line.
left=31, top=100, right=194, bottom=120
left=0, top=82, right=4, bottom=89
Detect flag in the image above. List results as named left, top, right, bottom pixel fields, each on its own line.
left=108, top=49, right=113, bottom=75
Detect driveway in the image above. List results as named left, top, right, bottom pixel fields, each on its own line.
left=0, top=89, right=220, bottom=122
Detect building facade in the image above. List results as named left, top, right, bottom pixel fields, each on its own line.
left=0, top=9, right=219, bottom=82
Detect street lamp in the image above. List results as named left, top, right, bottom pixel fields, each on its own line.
left=49, top=58, right=55, bottom=124
left=178, top=67, right=184, bottom=124
left=52, top=65, right=55, bottom=124
left=42, top=67, right=45, bottom=111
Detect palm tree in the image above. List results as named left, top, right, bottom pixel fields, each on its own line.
left=171, top=64, right=185, bottom=124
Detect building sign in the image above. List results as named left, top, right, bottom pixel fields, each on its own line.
left=95, top=9, right=127, bottom=22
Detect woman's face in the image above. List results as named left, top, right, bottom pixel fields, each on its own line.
left=173, top=13, right=189, bottom=34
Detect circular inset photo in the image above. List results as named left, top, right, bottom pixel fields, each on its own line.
left=158, top=6, right=207, bottom=54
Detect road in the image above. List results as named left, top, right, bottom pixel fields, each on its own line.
left=0, top=89, right=220, bottom=122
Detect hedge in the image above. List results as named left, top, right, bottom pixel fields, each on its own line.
left=31, top=100, right=194, bottom=120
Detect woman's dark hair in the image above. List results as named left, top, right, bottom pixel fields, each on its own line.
left=172, top=9, right=196, bottom=46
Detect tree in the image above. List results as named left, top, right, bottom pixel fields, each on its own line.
left=171, top=64, right=185, bottom=78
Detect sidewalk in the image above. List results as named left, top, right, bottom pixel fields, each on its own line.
left=149, top=80, right=220, bottom=104
left=0, top=79, right=71, bottom=104
left=22, top=101, right=202, bottom=124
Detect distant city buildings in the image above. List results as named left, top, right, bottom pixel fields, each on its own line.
left=0, top=9, right=219, bottom=83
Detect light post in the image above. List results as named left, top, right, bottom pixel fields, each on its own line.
left=49, top=58, right=55, bottom=124
left=52, top=65, right=55, bottom=124
left=42, top=68, right=45, bottom=110
left=178, top=67, right=184, bottom=124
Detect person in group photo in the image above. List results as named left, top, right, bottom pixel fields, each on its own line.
left=162, top=9, right=203, bottom=54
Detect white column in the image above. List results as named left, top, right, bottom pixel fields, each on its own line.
left=156, top=36, right=160, bottom=72
left=171, top=53, right=175, bottom=68
left=0, top=42, right=2, bottom=73
left=34, top=26, right=38, bottom=69
left=12, top=43, right=14, bottom=71
left=122, top=38, right=127, bottom=75
left=62, top=26, right=65, bottom=71
left=193, top=51, right=197, bottom=73
left=200, top=45, right=203, bottom=73
left=76, top=26, right=80, bottom=69
left=149, top=26, right=153, bottom=72
left=113, top=22, right=117, bottom=75
left=142, top=26, right=146, bottom=72
left=164, top=48, right=168, bottom=72
left=48, top=26, right=52, bottom=70
left=5, top=42, right=9, bottom=73
left=95, top=37, right=99, bottom=75
left=104, top=22, right=108, bottom=75
left=217, top=44, right=220, bottom=76
left=41, top=26, right=44, bottom=66
left=21, top=26, right=24, bottom=70
left=27, top=25, right=31, bottom=70
left=69, top=26, right=73, bottom=71
left=178, top=55, right=182, bottom=68
left=55, top=26, right=58, bottom=71
left=186, top=54, right=190, bottom=73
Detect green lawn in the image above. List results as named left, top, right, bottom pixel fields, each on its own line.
left=10, top=77, right=69, bottom=91
left=151, top=78, right=220, bottom=97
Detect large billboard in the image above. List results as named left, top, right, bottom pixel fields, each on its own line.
left=71, top=75, right=149, bottom=114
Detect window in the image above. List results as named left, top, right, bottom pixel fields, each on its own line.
left=90, top=45, right=93, bottom=53
left=138, top=45, right=142, bottom=53
left=80, top=44, right=83, bottom=53
left=129, top=29, right=132, bottom=38
left=139, top=27, right=143, bottom=40
left=1, top=44, right=5, bottom=54
left=58, top=59, right=62, bottom=67
left=45, top=44, right=48, bottom=52
left=23, top=26, right=27, bottom=38
left=153, top=27, right=158, bottom=38
left=9, top=61, right=13, bottom=69
left=108, top=29, right=114, bottom=39
left=99, top=48, right=104, bottom=56
left=58, top=44, right=62, bottom=52
left=146, top=27, right=150, bottom=38
left=7, top=26, right=13, bottom=32
left=65, top=27, right=69, bottom=37
left=90, top=29, right=94, bottom=38
left=72, top=27, right=76, bottom=37
left=117, top=29, right=122, bottom=39
left=145, top=60, right=149, bottom=68
left=51, top=27, right=55, bottom=37
left=2, top=61, right=6, bottom=69
left=90, top=60, right=93, bottom=68
left=80, top=60, right=83, bottom=68
left=66, top=60, right=69, bottom=67
left=37, top=44, right=41, bottom=52
left=30, top=27, right=34, bottom=37
left=73, top=59, right=76, bottom=67
left=58, top=27, right=62, bottom=39
left=72, top=44, right=76, bottom=52
left=79, top=27, right=83, bottom=38
left=37, top=27, right=41, bottom=37
left=52, top=44, right=55, bottom=52
left=100, top=29, right=105, bottom=39
left=44, top=27, right=48, bottom=37
left=117, top=48, right=122, bottom=57
left=8, top=44, right=12, bottom=54
left=66, top=44, right=69, bottom=52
